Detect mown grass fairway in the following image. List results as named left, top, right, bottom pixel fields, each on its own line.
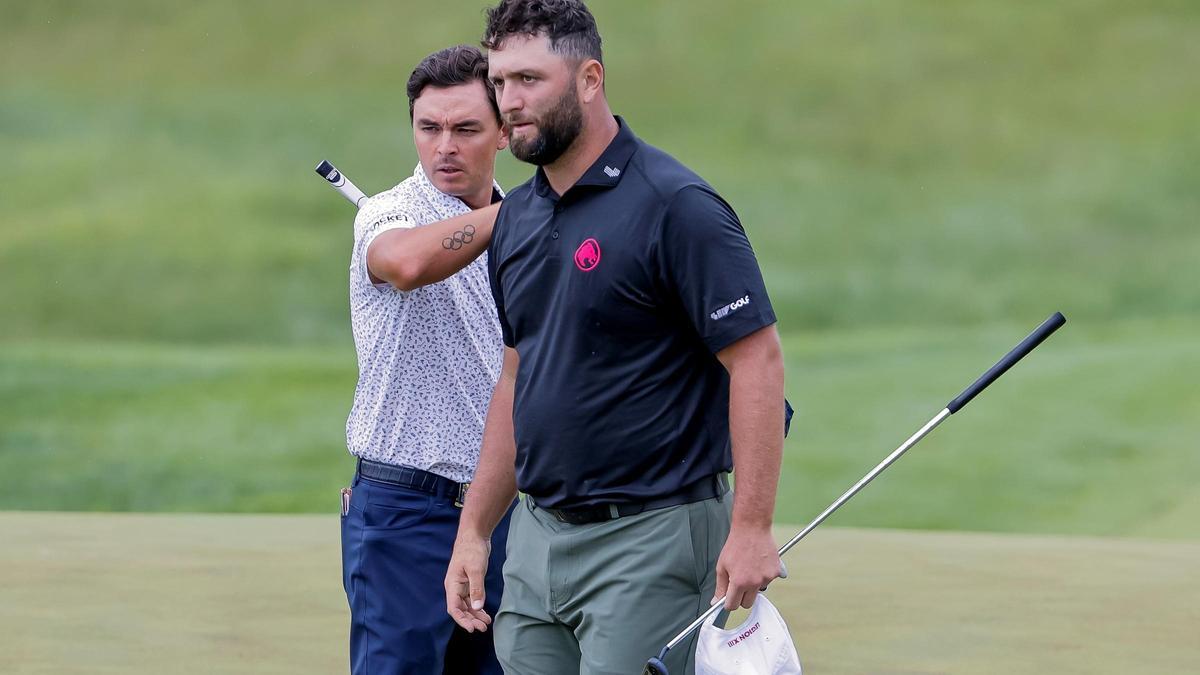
left=2, top=512, right=1197, bottom=674
left=3, top=317, right=1198, bottom=538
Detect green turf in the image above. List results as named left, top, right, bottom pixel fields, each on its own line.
left=779, top=316, right=1200, bottom=539
left=0, top=342, right=356, bottom=512
left=3, top=316, right=1197, bottom=539
left=2, top=1, right=1197, bottom=342
left=2, top=1, right=1198, bottom=530
left=1, top=512, right=1196, bottom=674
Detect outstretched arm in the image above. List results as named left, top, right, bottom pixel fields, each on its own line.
left=367, top=202, right=500, bottom=291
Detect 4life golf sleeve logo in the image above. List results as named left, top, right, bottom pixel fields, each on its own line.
left=574, top=238, right=601, bottom=271
left=710, top=294, right=751, bottom=321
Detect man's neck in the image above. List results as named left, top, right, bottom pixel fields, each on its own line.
left=460, top=180, right=495, bottom=210
left=543, top=114, right=619, bottom=197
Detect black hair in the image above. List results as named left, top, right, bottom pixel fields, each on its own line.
left=406, top=45, right=500, bottom=123
left=482, top=0, right=603, bottom=64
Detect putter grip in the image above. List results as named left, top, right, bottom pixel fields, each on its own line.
left=315, top=159, right=336, bottom=179
left=315, top=159, right=369, bottom=208
left=946, top=311, right=1066, bottom=414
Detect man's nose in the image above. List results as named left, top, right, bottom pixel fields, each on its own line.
left=498, top=86, right=522, bottom=117
left=436, top=130, right=457, bottom=155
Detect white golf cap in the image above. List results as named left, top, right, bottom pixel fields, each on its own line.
left=695, top=594, right=802, bottom=675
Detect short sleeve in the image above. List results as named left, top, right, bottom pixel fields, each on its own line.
left=657, top=184, right=776, bottom=353
left=354, top=197, right=417, bottom=288
left=487, top=205, right=515, bottom=348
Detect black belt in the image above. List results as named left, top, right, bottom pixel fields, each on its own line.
left=356, top=458, right=469, bottom=508
left=534, top=474, right=728, bottom=525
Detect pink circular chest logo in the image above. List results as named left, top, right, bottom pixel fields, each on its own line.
left=574, top=238, right=601, bottom=271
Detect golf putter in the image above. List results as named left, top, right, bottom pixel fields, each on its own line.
left=315, top=159, right=370, bottom=208
left=643, top=311, right=1067, bottom=675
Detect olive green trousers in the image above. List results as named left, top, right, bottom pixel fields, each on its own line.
left=494, top=493, right=732, bottom=675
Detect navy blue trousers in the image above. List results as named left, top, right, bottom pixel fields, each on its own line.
left=341, top=472, right=512, bottom=675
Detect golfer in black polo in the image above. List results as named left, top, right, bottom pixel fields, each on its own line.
left=445, top=2, right=786, bottom=673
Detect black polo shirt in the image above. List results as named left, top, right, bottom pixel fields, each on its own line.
left=488, top=117, right=776, bottom=509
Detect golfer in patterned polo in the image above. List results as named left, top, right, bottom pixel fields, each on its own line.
left=339, top=45, right=512, bottom=674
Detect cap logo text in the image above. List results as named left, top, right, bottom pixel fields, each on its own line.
left=726, top=621, right=761, bottom=648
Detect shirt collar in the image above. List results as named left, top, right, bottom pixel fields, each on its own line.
left=533, top=115, right=638, bottom=198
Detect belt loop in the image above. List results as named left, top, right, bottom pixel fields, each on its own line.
left=715, top=473, right=726, bottom=502
left=608, top=504, right=620, bottom=519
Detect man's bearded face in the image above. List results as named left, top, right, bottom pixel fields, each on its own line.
left=506, top=82, right=583, bottom=166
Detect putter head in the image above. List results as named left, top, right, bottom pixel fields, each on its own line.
left=642, top=657, right=669, bottom=675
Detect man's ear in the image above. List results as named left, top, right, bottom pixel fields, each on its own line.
left=497, top=121, right=510, bottom=151
left=579, top=59, right=604, bottom=103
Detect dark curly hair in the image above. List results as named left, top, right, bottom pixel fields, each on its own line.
left=406, top=45, right=500, bottom=123
left=482, top=0, right=603, bottom=64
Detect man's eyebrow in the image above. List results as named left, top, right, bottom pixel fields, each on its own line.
left=415, top=117, right=442, bottom=126
left=453, top=119, right=483, bottom=129
left=496, top=68, right=542, bottom=80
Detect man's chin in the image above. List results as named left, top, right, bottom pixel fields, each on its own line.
left=430, top=175, right=468, bottom=197
left=510, top=140, right=546, bottom=165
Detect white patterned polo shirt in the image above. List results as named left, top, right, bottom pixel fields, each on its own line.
left=346, top=163, right=504, bottom=483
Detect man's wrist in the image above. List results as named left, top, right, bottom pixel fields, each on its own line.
left=455, top=518, right=494, bottom=544
left=730, top=512, right=775, bottom=532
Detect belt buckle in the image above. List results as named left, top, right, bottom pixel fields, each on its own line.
left=454, top=482, right=469, bottom=508
left=551, top=506, right=611, bottom=525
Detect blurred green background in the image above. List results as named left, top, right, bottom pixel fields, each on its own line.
left=2, top=0, right=1197, bottom=537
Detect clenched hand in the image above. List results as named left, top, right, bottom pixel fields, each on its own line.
left=713, top=523, right=781, bottom=611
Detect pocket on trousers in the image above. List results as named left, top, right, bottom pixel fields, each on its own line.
left=360, top=482, right=433, bottom=530
left=687, top=498, right=729, bottom=589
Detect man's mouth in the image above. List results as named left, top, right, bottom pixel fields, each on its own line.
left=437, top=166, right=464, bottom=176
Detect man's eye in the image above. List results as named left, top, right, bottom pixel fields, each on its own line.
left=460, top=129, right=478, bottom=135
left=422, top=126, right=439, bottom=133
left=492, top=79, right=505, bottom=89
left=522, top=75, right=536, bottom=83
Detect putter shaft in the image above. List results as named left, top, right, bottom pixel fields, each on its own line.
left=662, top=407, right=951, bottom=652
left=654, top=312, right=1066, bottom=659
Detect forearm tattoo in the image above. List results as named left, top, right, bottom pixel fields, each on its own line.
left=442, top=224, right=476, bottom=251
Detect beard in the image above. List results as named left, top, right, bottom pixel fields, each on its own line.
left=507, top=86, right=584, bottom=166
